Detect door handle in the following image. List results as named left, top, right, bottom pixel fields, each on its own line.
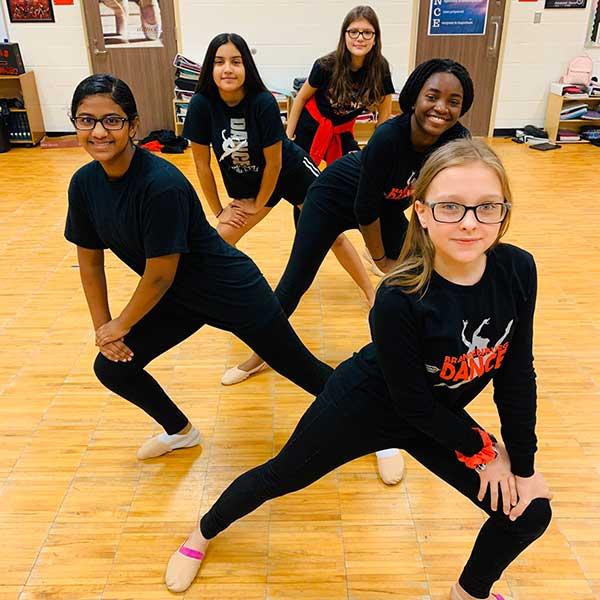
left=93, top=38, right=107, bottom=55
left=488, top=17, right=500, bottom=54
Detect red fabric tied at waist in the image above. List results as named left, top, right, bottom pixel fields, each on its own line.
left=305, top=96, right=356, bottom=166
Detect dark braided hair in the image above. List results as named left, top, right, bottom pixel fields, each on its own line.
left=399, top=58, right=474, bottom=116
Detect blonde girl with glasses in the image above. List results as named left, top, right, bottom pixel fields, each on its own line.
left=166, top=139, right=552, bottom=600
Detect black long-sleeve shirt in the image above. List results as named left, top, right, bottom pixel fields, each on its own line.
left=354, top=243, right=538, bottom=477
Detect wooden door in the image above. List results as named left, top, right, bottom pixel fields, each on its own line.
left=415, top=0, right=507, bottom=136
left=81, top=0, right=177, bottom=138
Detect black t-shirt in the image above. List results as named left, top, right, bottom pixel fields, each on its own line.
left=307, top=57, right=395, bottom=124
left=64, top=148, right=277, bottom=330
left=183, top=90, right=306, bottom=199
left=354, top=243, right=538, bottom=477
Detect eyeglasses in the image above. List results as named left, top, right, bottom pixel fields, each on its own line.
left=345, top=28, right=376, bottom=40
left=71, top=115, right=129, bottom=131
left=424, top=201, right=511, bottom=224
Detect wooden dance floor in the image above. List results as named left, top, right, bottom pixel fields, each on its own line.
left=1, top=140, right=599, bottom=599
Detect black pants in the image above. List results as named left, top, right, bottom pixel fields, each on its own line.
left=200, top=358, right=551, bottom=598
left=277, top=189, right=408, bottom=317
left=93, top=300, right=333, bottom=434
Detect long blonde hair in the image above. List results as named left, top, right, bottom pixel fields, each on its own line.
left=382, top=138, right=513, bottom=295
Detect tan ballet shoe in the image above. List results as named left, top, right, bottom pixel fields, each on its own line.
left=221, top=361, right=266, bottom=386
left=165, top=543, right=205, bottom=592
left=376, top=451, right=405, bottom=485
left=136, top=427, right=201, bottom=460
left=450, top=583, right=513, bottom=600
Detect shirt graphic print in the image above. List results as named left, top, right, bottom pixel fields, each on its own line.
left=219, top=118, right=258, bottom=174
left=426, top=317, right=514, bottom=389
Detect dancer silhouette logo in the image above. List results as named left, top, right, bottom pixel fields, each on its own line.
left=426, top=318, right=514, bottom=388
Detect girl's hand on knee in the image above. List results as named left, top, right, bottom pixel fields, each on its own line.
left=96, top=318, right=131, bottom=346
left=509, top=472, right=552, bottom=521
left=231, top=198, right=260, bottom=216
left=477, top=443, right=517, bottom=515
left=99, top=340, right=134, bottom=362
left=219, top=203, right=248, bottom=228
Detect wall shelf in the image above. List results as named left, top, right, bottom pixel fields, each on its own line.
left=0, top=71, right=45, bottom=146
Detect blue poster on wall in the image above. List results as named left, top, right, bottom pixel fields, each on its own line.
left=428, top=0, right=490, bottom=36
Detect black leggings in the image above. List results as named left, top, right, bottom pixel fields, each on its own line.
left=277, top=193, right=408, bottom=317
left=200, top=359, right=551, bottom=598
left=93, top=301, right=333, bottom=434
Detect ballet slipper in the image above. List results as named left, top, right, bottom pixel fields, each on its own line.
left=376, top=451, right=405, bottom=485
left=136, top=427, right=201, bottom=460
left=450, top=583, right=513, bottom=600
left=165, top=543, right=204, bottom=592
left=362, top=247, right=385, bottom=277
left=221, top=361, right=266, bottom=386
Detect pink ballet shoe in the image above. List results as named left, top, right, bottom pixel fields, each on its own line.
left=165, top=543, right=205, bottom=592
left=450, top=583, right=512, bottom=600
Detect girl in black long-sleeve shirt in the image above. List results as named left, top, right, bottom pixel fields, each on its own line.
left=228, top=59, right=472, bottom=380
left=166, top=138, right=552, bottom=600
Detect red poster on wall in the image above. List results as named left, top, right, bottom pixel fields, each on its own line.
left=54, top=0, right=74, bottom=5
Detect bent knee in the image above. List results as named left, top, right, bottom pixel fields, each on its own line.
left=515, top=497, right=552, bottom=537
left=216, top=223, right=242, bottom=246
left=93, top=353, right=138, bottom=386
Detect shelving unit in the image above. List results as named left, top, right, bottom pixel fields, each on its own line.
left=0, top=71, right=45, bottom=145
left=174, top=92, right=293, bottom=138
left=354, top=96, right=401, bottom=147
left=545, top=86, right=600, bottom=143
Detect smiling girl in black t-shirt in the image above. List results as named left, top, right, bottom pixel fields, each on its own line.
left=229, top=58, right=474, bottom=484
left=184, top=33, right=376, bottom=345
left=64, top=74, right=332, bottom=461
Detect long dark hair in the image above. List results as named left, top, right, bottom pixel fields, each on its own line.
left=399, top=58, right=474, bottom=116
left=196, top=33, right=268, bottom=99
left=321, top=5, right=388, bottom=109
left=71, top=73, right=138, bottom=119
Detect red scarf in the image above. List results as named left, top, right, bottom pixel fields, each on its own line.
left=305, top=96, right=356, bottom=165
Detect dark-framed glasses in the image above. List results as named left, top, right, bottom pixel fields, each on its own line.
left=71, top=115, right=129, bottom=131
left=425, top=201, right=511, bottom=224
left=345, top=28, right=376, bottom=40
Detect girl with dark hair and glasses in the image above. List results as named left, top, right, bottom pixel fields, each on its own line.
left=287, top=5, right=395, bottom=165
left=228, top=58, right=474, bottom=485
left=184, top=33, right=377, bottom=384
left=166, top=139, right=552, bottom=600
left=64, top=74, right=332, bottom=461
